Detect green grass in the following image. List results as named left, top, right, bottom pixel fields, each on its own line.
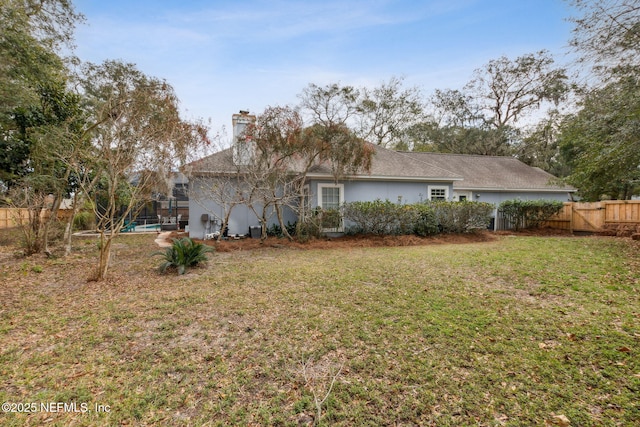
left=0, top=234, right=638, bottom=426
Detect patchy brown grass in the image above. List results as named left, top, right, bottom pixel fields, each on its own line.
left=0, top=228, right=638, bottom=426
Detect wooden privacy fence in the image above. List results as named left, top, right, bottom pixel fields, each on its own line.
left=0, top=208, right=72, bottom=229
left=542, top=201, right=640, bottom=232
left=0, top=208, right=31, bottom=229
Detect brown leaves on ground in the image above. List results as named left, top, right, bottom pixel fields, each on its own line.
left=194, top=231, right=499, bottom=253
left=172, top=227, right=573, bottom=253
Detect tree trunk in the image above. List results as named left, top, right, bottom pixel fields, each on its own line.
left=42, top=193, right=63, bottom=257
left=275, top=203, right=293, bottom=241
left=63, top=218, right=73, bottom=257
left=260, top=209, right=268, bottom=241
left=217, top=206, right=236, bottom=242
left=63, top=192, right=82, bottom=256
left=96, top=231, right=113, bottom=280
left=23, top=196, right=46, bottom=255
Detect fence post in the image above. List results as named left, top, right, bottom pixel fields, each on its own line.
left=569, top=202, right=574, bottom=233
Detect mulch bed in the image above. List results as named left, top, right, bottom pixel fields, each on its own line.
left=167, top=227, right=575, bottom=253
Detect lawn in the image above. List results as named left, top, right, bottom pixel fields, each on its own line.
left=0, top=233, right=638, bottom=426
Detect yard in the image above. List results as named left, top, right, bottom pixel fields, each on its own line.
left=0, top=231, right=638, bottom=426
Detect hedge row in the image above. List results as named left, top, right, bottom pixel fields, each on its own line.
left=341, top=199, right=494, bottom=236
left=498, top=199, right=565, bottom=231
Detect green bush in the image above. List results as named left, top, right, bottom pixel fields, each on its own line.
left=343, top=199, right=493, bottom=236
left=267, top=221, right=298, bottom=238
left=498, top=199, right=565, bottom=231
left=429, top=200, right=494, bottom=233
left=73, top=211, right=95, bottom=231
left=413, top=204, right=439, bottom=236
left=296, top=219, right=321, bottom=243
left=266, top=223, right=282, bottom=237
left=342, top=199, right=418, bottom=235
left=319, top=208, right=342, bottom=230
left=153, top=237, right=214, bottom=275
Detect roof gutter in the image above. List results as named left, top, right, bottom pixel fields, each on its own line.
left=456, top=186, right=576, bottom=193
left=305, top=173, right=463, bottom=182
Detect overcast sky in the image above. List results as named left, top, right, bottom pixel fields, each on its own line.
left=72, top=0, right=576, bottom=139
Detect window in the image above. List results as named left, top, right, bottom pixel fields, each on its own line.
left=428, top=185, right=449, bottom=201
left=454, top=191, right=472, bottom=202
left=318, top=183, right=344, bottom=231
left=322, top=186, right=341, bottom=209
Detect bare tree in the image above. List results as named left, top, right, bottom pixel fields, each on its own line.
left=464, top=51, right=569, bottom=129
left=300, top=354, right=345, bottom=426
left=298, top=83, right=361, bottom=128
left=568, top=0, right=640, bottom=75
left=243, top=106, right=306, bottom=240
left=247, top=106, right=375, bottom=238
left=76, top=60, right=208, bottom=280
left=356, top=76, right=426, bottom=149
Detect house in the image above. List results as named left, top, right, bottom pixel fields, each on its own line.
left=186, top=114, right=575, bottom=238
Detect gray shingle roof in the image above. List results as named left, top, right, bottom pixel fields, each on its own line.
left=307, top=144, right=462, bottom=181
left=185, top=145, right=573, bottom=192
left=404, top=152, right=574, bottom=191
left=184, top=147, right=237, bottom=175
left=187, top=144, right=462, bottom=181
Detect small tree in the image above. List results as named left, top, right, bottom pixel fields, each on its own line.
left=77, top=60, right=208, bottom=280
left=4, top=79, right=85, bottom=256
left=243, top=105, right=375, bottom=241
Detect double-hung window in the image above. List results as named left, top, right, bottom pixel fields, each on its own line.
left=318, top=183, right=344, bottom=231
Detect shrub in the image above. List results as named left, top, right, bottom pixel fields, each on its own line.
left=413, top=204, right=439, bottom=236
left=320, top=208, right=342, bottom=230
left=153, top=237, right=214, bottom=275
left=343, top=199, right=493, bottom=236
left=296, top=219, right=321, bottom=243
left=73, top=211, right=95, bottom=231
left=429, top=200, right=494, bottom=233
left=499, top=200, right=565, bottom=231
left=266, top=223, right=282, bottom=237
left=266, top=221, right=298, bottom=238
left=342, top=199, right=418, bottom=235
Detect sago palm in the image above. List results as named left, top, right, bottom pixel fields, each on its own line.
left=153, top=237, right=214, bottom=275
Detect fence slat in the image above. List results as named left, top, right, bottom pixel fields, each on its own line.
left=541, top=200, right=640, bottom=232
left=0, top=208, right=31, bottom=229
left=0, top=208, right=69, bottom=229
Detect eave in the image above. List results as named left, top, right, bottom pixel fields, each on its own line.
left=305, top=173, right=463, bottom=182
left=455, top=186, right=576, bottom=193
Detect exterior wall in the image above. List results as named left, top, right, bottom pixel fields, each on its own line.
left=309, top=179, right=454, bottom=207
left=188, top=177, right=297, bottom=239
left=189, top=174, right=573, bottom=237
